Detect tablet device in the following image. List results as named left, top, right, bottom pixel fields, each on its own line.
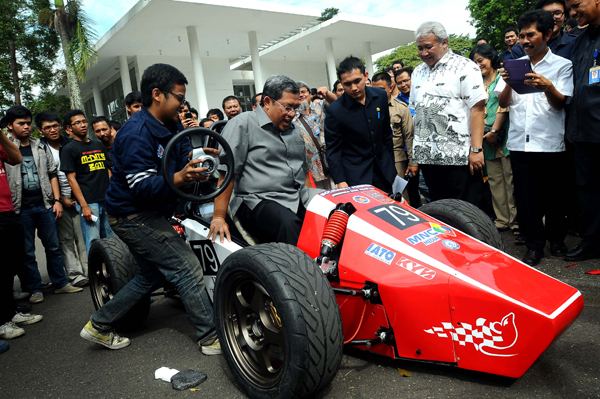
left=503, top=59, right=543, bottom=94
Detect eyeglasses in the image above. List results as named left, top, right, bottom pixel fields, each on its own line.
left=41, top=123, right=60, bottom=132
left=166, top=91, right=186, bottom=104
left=273, top=99, right=299, bottom=115
left=397, top=78, right=411, bottom=85
left=70, top=120, right=88, bottom=127
left=550, top=11, right=564, bottom=18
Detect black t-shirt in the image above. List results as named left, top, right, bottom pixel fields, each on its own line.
left=60, top=139, right=113, bottom=204
left=19, top=145, right=44, bottom=207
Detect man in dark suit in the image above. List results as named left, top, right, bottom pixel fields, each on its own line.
left=325, top=56, right=397, bottom=192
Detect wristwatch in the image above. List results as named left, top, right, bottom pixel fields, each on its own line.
left=490, top=128, right=497, bottom=133
left=470, top=147, right=483, bottom=153
left=54, top=198, right=63, bottom=204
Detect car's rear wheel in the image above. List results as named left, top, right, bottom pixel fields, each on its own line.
left=214, top=243, right=343, bottom=399
left=88, top=237, right=151, bottom=331
left=419, top=199, right=504, bottom=250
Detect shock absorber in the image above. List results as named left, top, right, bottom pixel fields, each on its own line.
left=320, top=203, right=357, bottom=259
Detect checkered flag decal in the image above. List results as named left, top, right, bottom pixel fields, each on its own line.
left=424, top=313, right=518, bottom=357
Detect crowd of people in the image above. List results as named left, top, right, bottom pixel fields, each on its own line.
left=0, top=0, right=598, bottom=360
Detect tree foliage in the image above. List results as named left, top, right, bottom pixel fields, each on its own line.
left=318, top=8, right=340, bottom=22
left=374, top=34, right=475, bottom=72
left=466, top=0, right=536, bottom=51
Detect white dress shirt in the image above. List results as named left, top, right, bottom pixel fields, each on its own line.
left=494, top=49, right=573, bottom=152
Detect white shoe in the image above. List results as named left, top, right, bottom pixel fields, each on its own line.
left=200, top=337, right=222, bottom=355
left=55, top=283, right=83, bottom=294
left=12, top=312, right=43, bottom=326
left=80, top=321, right=130, bottom=350
left=29, top=292, right=44, bottom=304
left=0, top=322, right=25, bottom=339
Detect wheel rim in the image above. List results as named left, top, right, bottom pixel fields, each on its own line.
left=91, top=261, right=113, bottom=307
left=221, top=272, right=286, bottom=389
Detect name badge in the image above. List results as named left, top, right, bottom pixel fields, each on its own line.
left=590, top=66, right=600, bottom=84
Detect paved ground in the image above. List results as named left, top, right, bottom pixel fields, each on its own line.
left=1, top=231, right=599, bottom=398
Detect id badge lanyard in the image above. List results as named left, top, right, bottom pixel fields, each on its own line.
left=590, top=49, right=600, bottom=84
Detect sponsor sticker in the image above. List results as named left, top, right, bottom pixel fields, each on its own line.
left=396, top=256, right=436, bottom=280
left=353, top=195, right=370, bottom=204
left=365, top=243, right=396, bottom=265
left=442, top=240, right=460, bottom=250
left=429, top=222, right=455, bottom=237
left=407, top=223, right=456, bottom=246
left=363, top=189, right=395, bottom=204
left=157, top=144, right=165, bottom=159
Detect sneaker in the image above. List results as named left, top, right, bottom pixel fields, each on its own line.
left=73, top=278, right=89, bottom=288
left=0, top=322, right=25, bottom=339
left=55, top=283, right=83, bottom=294
left=13, top=291, right=30, bottom=301
left=29, top=292, right=44, bottom=304
left=80, top=321, right=130, bottom=350
left=200, top=336, right=222, bottom=355
left=12, top=312, right=43, bottom=326
left=0, top=340, right=9, bottom=354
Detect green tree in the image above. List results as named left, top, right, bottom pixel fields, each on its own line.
left=374, top=34, right=475, bottom=72
left=39, top=0, right=98, bottom=110
left=0, top=0, right=59, bottom=110
left=466, top=0, right=535, bottom=51
left=318, top=7, right=340, bottom=22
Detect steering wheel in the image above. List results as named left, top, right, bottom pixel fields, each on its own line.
left=161, top=127, right=234, bottom=203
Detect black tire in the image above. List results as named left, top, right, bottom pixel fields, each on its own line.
left=88, top=237, right=151, bottom=331
left=214, top=243, right=343, bottom=399
left=419, top=199, right=504, bottom=251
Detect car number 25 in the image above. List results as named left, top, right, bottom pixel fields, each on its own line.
left=368, top=204, right=426, bottom=230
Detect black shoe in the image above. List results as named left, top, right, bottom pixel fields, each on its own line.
left=16, top=303, right=32, bottom=313
left=522, top=250, right=544, bottom=266
left=515, top=235, right=526, bottom=245
left=564, top=245, right=600, bottom=262
left=550, top=242, right=568, bottom=257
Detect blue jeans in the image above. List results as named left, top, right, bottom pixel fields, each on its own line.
left=18, top=204, right=69, bottom=293
left=91, top=212, right=216, bottom=343
left=76, top=201, right=115, bottom=254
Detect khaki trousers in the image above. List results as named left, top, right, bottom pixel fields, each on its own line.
left=57, top=205, right=88, bottom=284
left=486, top=155, right=518, bottom=229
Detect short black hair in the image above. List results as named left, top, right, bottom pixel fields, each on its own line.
left=384, top=66, right=393, bottom=73
left=91, top=116, right=110, bottom=128
left=199, top=118, right=212, bottom=127
left=125, top=91, right=142, bottom=107
left=332, top=80, right=341, bottom=93
left=190, top=108, right=198, bottom=118
left=222, top=95, right=240, bottom=110
left=140, top=64, right=188, bottom=108
left=534, top=0, right=567, bottom=12
left=63, top=110, right=86, bottom=129
left=337, top=56, right=365, bottom=80
left=504, top=26, right=519, bottom=36
left=34, top=111, right=60, bottom=129
left=394, top=67, right=413, bottom=79
left=470, top=44, right=502, bottom=70
left=566, top=18, right=578, bottom=28
left=207, top=109, right=224, bottom=120
left=476, top=37, right=489, bottom=43
left=392, top=59, right=404, bottom=67
left=1, top=106, right=32, bottom=128
left=372, top=72, right=392, bottom=87
left=251, top=92, right=262, bottom=108
left=109, top=120, right=122, bottom=132
left=518, top=9, right=555, bottom=36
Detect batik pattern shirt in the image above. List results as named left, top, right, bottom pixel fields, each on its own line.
left=293, top=101, right=327, bottom=182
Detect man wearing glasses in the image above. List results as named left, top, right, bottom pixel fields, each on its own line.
left=208, top=74, right=317, bottom=246
left=535, top=0, right=577, bottom=60
left=60, top=110, right=115, bottom=254
left=39, top=111, right=89, bottom=288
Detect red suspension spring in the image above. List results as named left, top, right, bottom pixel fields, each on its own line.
left=322, top=210, right=349, bottom=247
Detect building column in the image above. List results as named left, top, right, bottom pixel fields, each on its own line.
left=248, top=31, right=264, bottom=92
left=92, top=78, right=104, bottom=116
left=118, top=55, right=133, bottom=97
left=324, top=37, right=337, bottom=88
left=187, top=26, right=209, bottom=117
left=363, top=42, right=374, bottom=78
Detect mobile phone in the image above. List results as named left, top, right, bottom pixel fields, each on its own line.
left=184, top=112, right=193, bottom=119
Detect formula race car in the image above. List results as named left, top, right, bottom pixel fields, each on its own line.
left=88, top=128, right=583, bottom=399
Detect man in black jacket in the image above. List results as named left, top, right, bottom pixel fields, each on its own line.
left=324, top=56, right=396, bottom=192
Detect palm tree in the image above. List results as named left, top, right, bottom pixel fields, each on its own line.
left=39, top=0, right=98, bottom=110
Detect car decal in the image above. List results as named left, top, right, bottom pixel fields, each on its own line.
left=368, top=204, right=426, bottom=230
left=365, top=243, right=396, bottom=265
left=396, top=256, right=436, bottom=280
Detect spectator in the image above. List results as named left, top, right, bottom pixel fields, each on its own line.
left=199, top=118, right=213, bottom=128
left=251, top=92, right=262, bottom=110
left=209, top=74, right=318, bottom=245
left=125, top=91, right=142, bottom=118
left=496, top=10, right=573, bottom=266
left=207, top=108, right=224, bottom=122
left=0, top=120, right=43, bottom=343
left=392, top=59, right=404, bottom=71
left=222, top=95, right=242, bottom=119
left=81, top=63, right=221, bottom=354
left=325, top=56, right=396, bottom=192
left=564, top=18, right=578, bottom=33
left=38, top=111, right=88, bottom=287
left=503, top=27, right=527, bottom=61
left=332, top=80, right=344, bottom=98
left=476, top=37, right=490, bottom=45
left=3, top=106, right=82, bottom=304
left=190, top=107, right=199, bottom=121
left=109, top=120, right=121, bottom=140
left=92, top=116, right=114, bottom=152
left=471, top=45, right=518, bottom=234
left=410, top=21, right=487, bottom=205
left=61, top=110, right=115, bottom=254
left=566, top=18, right=587, bottom=35
left=371, top=72, right=416, bottom=202
left=293, top=81, right=334, bottom=190
left=365, top=77, right=372, bottom=86
left=178, top=101, right=199, bottom=129
left=394, top=67, right=414, bottom=114
left=535, top=0, right=576, bottom=59
left=564, top=0, right=600, bottom=261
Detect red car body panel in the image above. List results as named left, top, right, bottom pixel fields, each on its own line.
left=297, top=185, right=583, bottom=378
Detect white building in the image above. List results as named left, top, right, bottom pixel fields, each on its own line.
left=78, top=0, right=415, bottom=123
